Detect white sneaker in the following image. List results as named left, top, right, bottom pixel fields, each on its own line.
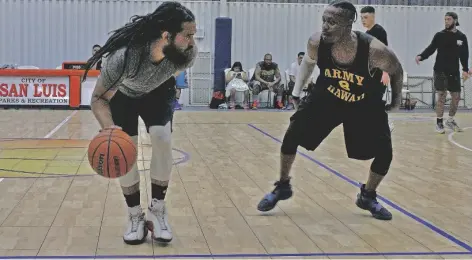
left=123, top=206, right=148, bottom=245
left=446, top=118, right=463, bottom=132
left=436, top=122, right=446, bottom=134
left=147, top=198, right=173, bottom=243
left=388, top=120, right=394, bottom=133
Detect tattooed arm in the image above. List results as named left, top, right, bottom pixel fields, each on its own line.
left=273, top=65, right=282, bottom=84
left=368, top=38, right=404, bottom=109
left=254, top=63, right=268, bottom=85
left=91, top=48, right=127, bottom=129
left=292, top=32, right=321, bottom=98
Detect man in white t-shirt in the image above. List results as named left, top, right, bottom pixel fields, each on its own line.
left=286, top=52, right=315, bottom=109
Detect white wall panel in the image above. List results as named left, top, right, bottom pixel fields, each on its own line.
left=228, top=2, right=472, bottom=77
left=0, top=0, right=218, bottom=68
left=1, top=0, right=471, bottom=78
left=228, top=3, right=325, bottom=75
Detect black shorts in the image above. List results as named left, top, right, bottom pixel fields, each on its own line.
left=287, top=91, right=391, bottom=160
left=433, top=71, right=461, bottom=92
left=287, top=81, right=315, bottom=95
left=287, top=81, right=295, bottom=95
left=109, top=77, right=176, bottom=136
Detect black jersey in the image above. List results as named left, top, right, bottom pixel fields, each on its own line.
left=313, top=31, right=385, bottom=104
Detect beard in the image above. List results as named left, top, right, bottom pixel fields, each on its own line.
left=163, top=41, right=194, bottom=67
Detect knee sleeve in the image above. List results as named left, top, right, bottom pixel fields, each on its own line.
left=370, top=140, right=392, bottom=176
left=119, top=135, right=140, bottom=191
left=280, top=125, right=299, bottom=155
left=149, top=122, right=173, bottom=182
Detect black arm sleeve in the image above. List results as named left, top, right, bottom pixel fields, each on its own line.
left=459, top=34, right=469, bottom=72
left=419, top=33, right=439, bottom=60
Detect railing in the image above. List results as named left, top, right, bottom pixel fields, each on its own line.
left=187, top=72, right=472, bottom=109
left=405, top=76, right=472, bottom=110
left=187, top=52, right=214, bottom=106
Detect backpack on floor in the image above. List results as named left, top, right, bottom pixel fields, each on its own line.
left=209, top=91, right=225, bottom=109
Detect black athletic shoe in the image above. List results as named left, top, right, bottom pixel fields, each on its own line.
left=257, top=178, right=293, bottom=212
left=355, top=184, right=392, bottom=220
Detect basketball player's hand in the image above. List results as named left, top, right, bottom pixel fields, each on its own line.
left=381, top=71, right=390, bottom=86
left=415, top=56, right=421, bottom=65
left=462, top=71, right=470, bottom=81
left=100, top=125, right=122, bottom=132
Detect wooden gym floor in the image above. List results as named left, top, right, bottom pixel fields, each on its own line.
left=0, top=108, right=472, bottom=260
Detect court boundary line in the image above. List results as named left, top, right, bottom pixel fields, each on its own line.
left=448, top=127, right=472, bottom=152
left=0, top=123, right=471, bottom=259
left=0, top=250, right=471, bottom=259
left=43, top=110, right=78, bottom=138
left=247, top=123, right=472, bottom=252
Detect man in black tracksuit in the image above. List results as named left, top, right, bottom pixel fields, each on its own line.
left=416, top=12, right=471, bottom=134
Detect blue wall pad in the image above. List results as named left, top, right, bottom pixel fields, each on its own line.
left=213, top=17, right=232, bottom=91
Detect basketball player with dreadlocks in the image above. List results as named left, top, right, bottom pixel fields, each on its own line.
left=257, top=0, right=404, bottom=221
left=416, top=12, right=470, bottom=134
left=83, top=1, right=197, bottom=245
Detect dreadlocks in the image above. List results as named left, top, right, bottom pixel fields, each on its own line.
left=83, top=1, right=195, bottom=84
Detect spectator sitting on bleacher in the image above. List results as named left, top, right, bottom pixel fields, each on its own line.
left=225, top=62, right=249, bottom=109
left=248, top=53, right=284, bottom=109
left=91, top=44, right=102, bottom=70
left=286, top=51, right=315, bottom=110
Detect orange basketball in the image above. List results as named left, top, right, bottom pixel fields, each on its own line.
left=87, top=128, right=137, bottom=178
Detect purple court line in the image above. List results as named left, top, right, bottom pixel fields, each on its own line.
left=0, top=130, right=471, bottom=258
left=0, top=251, right=472, bottom=259
left=247, top=123, right=472, bottom=252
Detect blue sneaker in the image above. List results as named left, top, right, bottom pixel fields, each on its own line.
left=173, top=100, right=182, bottom=110
left=257, top=179, right=293, bottom=212
left=355, top=184, right=392, bottom=220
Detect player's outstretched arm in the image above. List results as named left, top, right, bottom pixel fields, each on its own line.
left=416, top=33, right=439, bottom=64
left=292, top=32, right=321, bottom=98
left=368, top=38, right=404, bottom=109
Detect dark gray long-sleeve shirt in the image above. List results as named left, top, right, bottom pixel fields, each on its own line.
left=418, top=29, right=469, bottom=73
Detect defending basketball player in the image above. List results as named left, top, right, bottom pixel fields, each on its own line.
left=257, top=0, right=404, bottom=221
left=83, top=1, right=197, bottom=244
left=415, top=12, right=470, bottom=134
